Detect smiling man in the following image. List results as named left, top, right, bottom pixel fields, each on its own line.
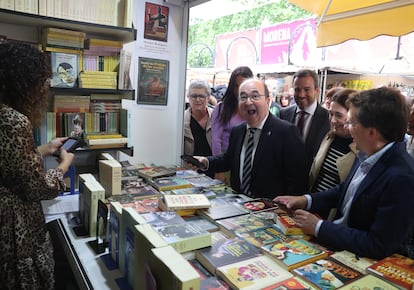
left=280, top=69, right=330, bottom=172
left=197, top=78, right=308, bottom=198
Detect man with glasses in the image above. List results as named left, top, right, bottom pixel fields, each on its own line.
left=194, top=78, right=308, bottom=198
left=275, top=87, right=414, bottom=260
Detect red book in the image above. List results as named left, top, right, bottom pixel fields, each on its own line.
left=366, top=253, right=414, bottom=290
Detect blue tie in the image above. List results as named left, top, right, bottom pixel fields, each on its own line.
left=241, top=128, right=257, bottom=195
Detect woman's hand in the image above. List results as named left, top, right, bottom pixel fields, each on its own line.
left=38, top=137, right=68, bottom=156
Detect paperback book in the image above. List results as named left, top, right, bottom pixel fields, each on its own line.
left=195, top=231, right=261, bottom=275
left=216, top=255, right=293, bottom=290
left=216, top=212, right=275, bottom=237
left=260, top=238, right=329, bottom=270
left=276, top=213, right=304, bottom=236
left=262, top=276, right=315, bottom=290
left=154, top=222, right=212, bottom=253
left=338, top=274, right=401, bottom=290
left=162, top=194, right=211, bottom=210
left=366, top=253, right=414, bottom=290
left=140, top=211, right=185, bottom=227
left=293, top=256, right=363, bottom=290
left=330, top=250, right=377, bottom=274
left=198, top=196, right=251, bottom=222
left=137, top=165, right=176, bottom=180
left=183, top=215, right=220, bottom=232
left=149, top=177, right=193, bottom=191
left=237, top=225, right=288, bottom=248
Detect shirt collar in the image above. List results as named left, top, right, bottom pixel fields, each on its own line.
left=358, top=142, right=394, bottom=172
left=295, top=100, right=317, bottom=115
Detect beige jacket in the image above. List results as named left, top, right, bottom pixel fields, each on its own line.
left=309, top=133, right=358, bottom=191
left=183, top=106, right=213, bottom=155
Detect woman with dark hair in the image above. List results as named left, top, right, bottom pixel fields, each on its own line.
left=211, top=66, right=253, bottom=183
left=0, top=43, right=74, bottom=289
left=308, top=88, right=358, bottom=218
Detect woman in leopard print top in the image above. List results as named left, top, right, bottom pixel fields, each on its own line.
left=0, top=43, right=74, bottom=289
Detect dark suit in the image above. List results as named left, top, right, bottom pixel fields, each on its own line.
left=208, top=114, right=308, bottom=199
left=310, top=142, right=414, bottom=259
left=280, top=103, right=330, bottom=172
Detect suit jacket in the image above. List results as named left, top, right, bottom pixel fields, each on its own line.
left=310, top=142, right=414, bottom=259
left=208, top=114, right=308, bottom=199
left=280, top=104, right=330, bottom=172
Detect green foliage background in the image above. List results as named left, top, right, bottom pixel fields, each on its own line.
left=188, top=0, right=310, bottom=67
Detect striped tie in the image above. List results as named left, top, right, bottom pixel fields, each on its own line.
left=241, top=128, right=257, bottom=195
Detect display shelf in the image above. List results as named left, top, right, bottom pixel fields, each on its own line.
left=51, top=88, right=136, bottom=101
left=0, top=8, right=136, bottom=42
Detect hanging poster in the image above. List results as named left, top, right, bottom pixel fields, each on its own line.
left=137, top=57, right=169, bottom=106
left=144, top=2, right=169, bottom=42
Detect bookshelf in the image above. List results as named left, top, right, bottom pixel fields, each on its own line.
left=1, top=6, right=136, bottom=165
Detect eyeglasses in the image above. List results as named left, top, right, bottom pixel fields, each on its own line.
left=189, top=94, right=208, bottom=100
left=239, top=93, right=265, bottom=103
left=344, top=120, right=358, bottom=127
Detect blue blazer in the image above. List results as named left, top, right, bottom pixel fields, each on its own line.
left=310, top=142, right=414, bottom=259
left=280, top=104, right=330, bottom=171
left=208, top=114, right=308, bottom=198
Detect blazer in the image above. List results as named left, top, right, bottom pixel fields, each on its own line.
left=280, top=103, right=330, bottom=172
left=310, top=142, right=414, bottom=259
left=309, top=133, right=358, bottom=189
left=208, top=114, right=308, bottom=199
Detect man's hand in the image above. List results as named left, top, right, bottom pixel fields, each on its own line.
left=293, top=209, right=321, bottom=236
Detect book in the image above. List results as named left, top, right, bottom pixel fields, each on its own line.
left=216, top=212, right=274, bottom=237
left=195, top=231, right=261, bottom=275
left=293, top=256, right=363, bottom=290
left=134, top=223, right=169, bottom=290
left=183, top=215, right=219, bottom=233
left=338, top=274, right=401, bottom=290
left=237, top=225, right=288, bottom=248
left=198, top=196, right=251, bottom=222
left=162, top=194, right=211, bottom=210
left=148, top=245, right=201, bottom=290
left=366, top=253, right=414, bottom=290
left=239, top=198, right=279, bottom=213
left=149, top=176, right=194, bottom=191
left=154, top=222, right=212, bottom=253
left=276, top=213, right=304, bottom=236
left=330, top=250, right=377, bottom=274
left=50, top=51, right=78, bottom=88
left=200, top=277, right=230, bottom=290
left=183, top=175, right=223, bottom=188
left=137, top=165, right=176, bottom=180
left=263, top=276, right=315, bottom=290
left=216, top=255, right=293, bottom=290
left=140, top=211, right=185, bottom=228
left=87, top=137, right=128, bottom=146
left=120, top=181, right=161, bottom=198
left=260, top=238, right=329, bottom=270
left=78, top=173, right=105, bottom=237
left=98, top=159, right=122, bottom=197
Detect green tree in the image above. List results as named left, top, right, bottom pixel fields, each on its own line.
left=188, top=0, right=310, bottom=68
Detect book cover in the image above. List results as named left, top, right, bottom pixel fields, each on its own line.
left=150, top=177, right=193, bottom=192
left=216, top=212, right=274, bottom=237
left=201, top=277, right=230, bottom=290
left=148, top=246, right=200, bottom=290
left=330, top=250, right=377, bottom=274
left=237, top=225, right=288, bottom=248
left=144, top=2, right=169, bottom=42
left=195, top=231, right=261, bottom=275
left=99, top=159, right=122, bottom=197
left=50, top=51, right=78, bottom=88
left=260, top=238, right=329, bottom=270
left=338, top=274, right=401, bottom=290
left=216, top=255, right=293, bottom=290
left=198, top=197, right=250, bottom=222
left=183, top=215, right=219, bottom=233
left=263, top=276, right=315, bottom=290
left=183, top=175, right=223, bottom=188
left=293, top=256, right=363, bottom=290
left=188, top=259, right=213, bottom=280
left=163, top=194, right=211, bottom=210
left=366, top=253, right=414, bottom=290
left=120, top=181, right=161, bottom=198
left=140, top=211, right=185, bottom=228
left=276, top=213, right=304, bottom=236
left=137, top=166, right=176, bottom=180
left=158, top=198, right=198, bottom=216
left=108, top=201, right=123, bottom=266
left=137, top=57, right=169, bottom=105
left=154, top=222, right=212, bottom=253
left=239, top=198, right=279, bottom=213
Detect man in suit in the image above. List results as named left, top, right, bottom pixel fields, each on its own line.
left=280, top=69, right=330, bottom=172
left=196, top=78, right=308, bottom=199
left=275, top=87, right=414, bottom=260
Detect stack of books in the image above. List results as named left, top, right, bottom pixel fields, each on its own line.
left=78, top=71, right=118, bottom=89
left=42, top=27, right=86, bottom=50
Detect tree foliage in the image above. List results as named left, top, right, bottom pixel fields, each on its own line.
left=188, top=0, right=310, bottom=68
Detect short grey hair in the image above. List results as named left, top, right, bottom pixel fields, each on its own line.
left=188, top=79, right=210, bottom=95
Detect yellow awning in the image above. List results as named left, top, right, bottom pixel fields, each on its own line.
left=288, top=0, right=414, bottom=47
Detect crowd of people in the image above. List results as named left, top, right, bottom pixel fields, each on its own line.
left=184, top=66, right=414, bottom=261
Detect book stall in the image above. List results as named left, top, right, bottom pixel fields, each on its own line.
left=42, top=160, right=414, bottom=290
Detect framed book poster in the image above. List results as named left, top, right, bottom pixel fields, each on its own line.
left=144, top=2, right=169, bottom=42
left=50, top=51, right=79, bottom=88
left=137, top=57, right=169, bottom=106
